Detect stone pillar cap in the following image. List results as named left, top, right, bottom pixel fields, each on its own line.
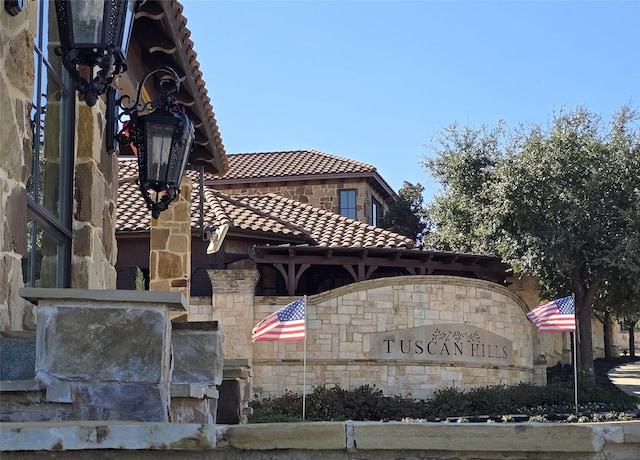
left=20, top=288, right=187, bottom=311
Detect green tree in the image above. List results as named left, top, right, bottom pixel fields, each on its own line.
left=380, top=181, right=430, bottom=246
left=423, top=105, right=640, bottom=376
left=595, top=272, right=640, bottom=358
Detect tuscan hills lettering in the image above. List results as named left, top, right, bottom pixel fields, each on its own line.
left=370, top=325, right=513, bottom=365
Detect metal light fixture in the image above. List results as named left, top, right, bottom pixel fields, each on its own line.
left=54, top=0, right=140, bottom=106
left=115, top=66, right=195, bottom=219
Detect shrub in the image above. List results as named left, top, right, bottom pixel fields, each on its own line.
left=248, top=379, right=639, bottom=423
left=426, top=386, right=471, bottom=418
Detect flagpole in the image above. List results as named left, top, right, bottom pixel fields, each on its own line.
left=302, top=295, right=307, bottom=421
left=572, top=330, right=578, bottom=413
left=572, top=293, right=578, bottom=413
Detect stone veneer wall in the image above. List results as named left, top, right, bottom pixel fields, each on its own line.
left=251, top=276, right=535, bottom=399
left=0, top=4, right=34, bottom=331
left=207, top=269, right=260, bottom=359
left=72, top=104, right=118, bottom=291
left=212, top=179, right=388, bottom=226
left=149, top=176, right=193, bottom=307
left=1, top=4, right=118, bottom=332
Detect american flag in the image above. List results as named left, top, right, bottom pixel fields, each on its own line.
left=252, top=298, right=306, bottom=342
left=526, top=295, right=576, bottom=332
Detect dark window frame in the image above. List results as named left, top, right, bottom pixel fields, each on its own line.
left=339, top=189, right=356, bottom=219
left=372, top=198, right=383, bottom=227
left=24, top=0, right=75, bottom=288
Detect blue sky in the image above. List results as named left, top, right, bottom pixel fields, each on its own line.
left=182, top=0, right=639, bottom=202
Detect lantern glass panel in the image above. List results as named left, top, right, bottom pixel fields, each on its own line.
left=69, top=1, right=104, bottom=46
left=144, top=117, right=176, bottom=187
left=177, top=114, right=195, bottom=181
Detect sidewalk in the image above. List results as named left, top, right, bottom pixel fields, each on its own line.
left=607, top=360, right=640, bottom=397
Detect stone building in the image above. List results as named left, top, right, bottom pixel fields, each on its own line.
left=1, top=0, right=228, bottom=423
left=206, top=150, right=396, bottom=227
left=114, top=153, right=547, bottom=403
left=0, top=0, right=227, bottom=332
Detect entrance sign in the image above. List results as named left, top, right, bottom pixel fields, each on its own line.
left=370, top=324, right=513, bottom=366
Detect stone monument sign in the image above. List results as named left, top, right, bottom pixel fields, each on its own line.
left=370, top=324, right=513, bottom=366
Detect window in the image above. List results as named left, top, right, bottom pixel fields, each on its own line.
left=371, top=198, right=383, bottom=226
left=23, top=0, right=75, bottom=288
left=339, top=189, right=356, bottom=219
left=372, top=198, right=383, bottom=227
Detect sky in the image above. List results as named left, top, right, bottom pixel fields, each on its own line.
left=182, top=0, right=640, bottom=202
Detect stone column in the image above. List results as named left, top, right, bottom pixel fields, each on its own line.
left=21, top=287, right=187, bottom=422
left=170, top=321, right=223, bottom=424
left=207, top=269, right=259, bottom=360
left=507, top=275, right=547, bottom=385
left=149, top=176, right=192, bottom=310
left=72, top=102, right=119, bottom=291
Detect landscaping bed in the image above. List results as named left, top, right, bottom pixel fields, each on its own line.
left=249, top=357, right=639, bottom=423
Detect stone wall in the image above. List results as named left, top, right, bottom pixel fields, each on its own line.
left=207, top=269, right=260, bottom=359
left=249, top=275, right=535, bottom=399
left=0, top=3, right=118, bottom=332
left=211, top=179, right=388, bottom=226
left=150, top=176, right=193, bottom=308
left=0, top=2, right=34, bottom=331
left=71, top=103, right=118, bottom=291
left=189, top=272, right=636, bottom=400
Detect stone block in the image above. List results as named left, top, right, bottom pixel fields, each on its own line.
left=45, top=382, right=72, bottom=403
left=19, top=290, right=186, bottom=427
left=156, top=251, right=184, bottom=279
left=225, top=422, right=346, bottom=450
left=69, top=383, right=170, bottom=422
left=171, top=322, right=224, bottom=385
left=170, top=397, right=216, bottom=424
left=36, top=306, right=170, bottom=384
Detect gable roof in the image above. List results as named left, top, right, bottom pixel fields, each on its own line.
left=120, top=0, right=228, bottom=176
left=117, top=160, right=413, bottom=249
left=206, top=150, right=397, bottom=199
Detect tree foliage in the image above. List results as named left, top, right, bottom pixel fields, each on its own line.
left=380, top=181, right=430, bottom=246
left=423, top=105, right=640, bottom=375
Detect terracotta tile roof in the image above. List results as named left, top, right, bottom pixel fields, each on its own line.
left=198, top=186, right=309, bottom=242
left=205, top=150, right=397, bottom=199
left=117, top=160, right=414, bottom=249
left=117, top=179, right=151, bottom=233
left=233, top=194, right=414, bottom=248
left=208, top=150, right=375, bottom=181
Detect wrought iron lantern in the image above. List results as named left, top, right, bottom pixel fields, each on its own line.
left=54, top=0, right=140, bottom=106
left=116, top=66, right=195, bottom=219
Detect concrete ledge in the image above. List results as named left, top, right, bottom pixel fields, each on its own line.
left=352, top=421, right=607, bottom=452
left=2, top=421, right=639, bottom=459
left=587, top=421, right=640, bottom=443
left=222, top=422, right=346, bottom=450
left=0, top=421, right=216, bottom=451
